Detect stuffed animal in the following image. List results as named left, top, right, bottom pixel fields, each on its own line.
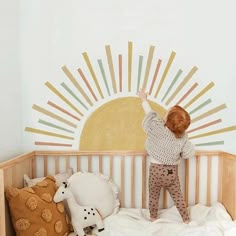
left=54, top=182, right=105, bottom=236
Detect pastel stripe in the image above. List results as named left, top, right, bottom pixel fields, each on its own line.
left=187, top=119, right=222, bottom=133
left=149, top=59, right=162, bottom=96
left=176, top=82, right=198, bottom=105
left=33, top=104, right=77, bottom=128
left=128, top=41, right=133, bottom=92
left=161, top=69, right=182, bottom=102
left=25, top=127, right=74, bottom=140
left=165, top=66, right=198, bottom=105
left=189, top=126, right=236, bottom=140
left=61, top=82, right=88, bottom=110
left=137, top=56, right=143, bottom=93
left=105, top=45, right=117, bottom=93
left=77, top=68, right=98, bottom=102
left=82, top=52, right=104, bottom=99
left=142, top=45, right=155, bottom=90
left=191, top=104, right=226, bottom=123
left=189, top=99, right=212, bottom=115
left=35, top=141, right=72, bottom=147
left=154, top=51, right=176, bottom=98
left=47, top=101, right=80, bottom=121
left=45, top=82, right=83, bottom=116
left=38, top=119, right=75, bottom=134
left=98, top=59, right=111, bottom=96
left=118, top=54, right=122, bottom=92
left=195, top=141, right=224, bottom=146
left=62, top=65, right=93, bottom=106
left=183, top=82, right=215, bottom=109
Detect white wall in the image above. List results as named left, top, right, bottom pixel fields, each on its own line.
left=0, top=0, right=22, bottom=161
left=18, top=0, right=236, bottom=155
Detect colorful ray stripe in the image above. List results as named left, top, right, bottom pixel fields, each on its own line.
left=189, top=126, right=236, bottom=140
left=154, top=51, right=176, bottom=98
left=45, top=82, right=83, bottom=116
left=82, top=52, right=104, bottom=99
left=137, top=56, right=143, bottom=93
left=105, top=45, right=117, bottom=93
left=47, top=101, right=80, bottom=121
left=33, top=104, right=77, bottom=128
left=195, top=141, right=224, bottom=146
left=61, top=82, right=88, bottom=110
left=142, top=46, right=155, bottom=90
left=98, top=59, right=111, bottom=96
left=25, top=127, right=74, bottom=140
left=38, top=119, right=75, bottom=134
left=118, top=54, right=122, bottom=92
left=189, top=99, right=212, bottom=115
left=77, top=68, right=98, bottom=102
left=165, top=66, right=198, bottom=105
left=176, top=82, right=198, bottom=105
left=149, top=59, right=162, bottom=95
left=35, top=141, right=72, bottom=147
left=183, top=82, right=215, bottom=109
left=161, top=69, right=182, bottom=102
left=191, top=104, right=226, bottom=123
left=128, top=41, right=133, bottom=92
left=62, top=66, right=93, bottom=106
left=187, top=119, right=222, bottom=133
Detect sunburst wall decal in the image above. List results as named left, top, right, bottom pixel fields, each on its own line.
left=25, top=41, right=236, bottom=150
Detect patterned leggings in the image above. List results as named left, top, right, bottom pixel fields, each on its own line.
left=149, top=163, right=190, bottom=222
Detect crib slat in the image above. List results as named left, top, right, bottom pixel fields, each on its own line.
left=109, top=156, right=113, bottom=179
left=44, top=156, right=48, bottom=176
left=99, top=155, right=103, bottom=173
left=66, top=156, right=70, bottom=171
left=195, top=155, right=200, bottom=204
left=185, top=159, right=189, bottom=206
left=207, top=156, right=212, bottom=206
left=142, top=155, right=146, bottom=209
left=54, top=156, right=59, bottom=174
left=32, top=156, right=36, bottom=178
left=131, top=156, right=135, bottom=208
left=77, top=156, right=81, bottom=172
left=120, top=157, right=125, bottom=207
left=88, top=156, right=92, bottom=172
left=218, top=155, right=223, bottom=202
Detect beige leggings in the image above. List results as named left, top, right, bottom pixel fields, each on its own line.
left=149, top=163, right=190, bottom=222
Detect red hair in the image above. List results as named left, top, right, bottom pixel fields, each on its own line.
left=165, top=105, right=191, bottom=138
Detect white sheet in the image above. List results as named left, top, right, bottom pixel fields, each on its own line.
left=95, top=203, right=236, bottom=236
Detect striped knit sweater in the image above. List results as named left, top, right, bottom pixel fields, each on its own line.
left=142, top=101, right=195, bottom=165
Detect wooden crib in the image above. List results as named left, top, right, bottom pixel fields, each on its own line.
left=0, top=150, right=236, bottom=236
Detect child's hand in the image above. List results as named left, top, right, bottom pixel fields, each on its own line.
left=138, top=88, right=148, bottom=101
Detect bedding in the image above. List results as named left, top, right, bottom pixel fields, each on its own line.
left=98, top=203, right=236, bottom=236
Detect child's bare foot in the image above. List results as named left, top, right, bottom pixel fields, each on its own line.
left=150, top=217, right=157, bottom=222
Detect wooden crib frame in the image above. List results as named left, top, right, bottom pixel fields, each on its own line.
left=0, top=150, right=236, bottom=236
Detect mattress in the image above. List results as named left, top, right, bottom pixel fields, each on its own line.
left=97, top=203, right=236, bottom=236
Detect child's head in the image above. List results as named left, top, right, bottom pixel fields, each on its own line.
left=164, top=105, right=191, bottom=138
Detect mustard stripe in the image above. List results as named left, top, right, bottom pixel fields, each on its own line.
left=25, top=127, right=74, bottom=140
left=165, top=66, right=198, bottom=105
left=189, top=126, right=236, bottom=140
left=183, top=82, right=215, bottom=109
left=128, top=41, right=133, bottom=92
left=142, top=45, right=155, bottom=90
left=191, top=104, right=226, bottom=123
left=35, top=141, right=72, bottom=147
left=82, top=52, right=104, bottom=99
left=45, top=82, right=83, bottom=116
left=105, top=45, right=117, bottom=93
left=61, top=65, right=93, bottom=106
left=154, top=51, right=176, bottom=98
left=33, top=104, right=77, bottom=128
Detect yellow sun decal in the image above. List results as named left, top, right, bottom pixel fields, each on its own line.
left=25, top=41, right=236, bottom=149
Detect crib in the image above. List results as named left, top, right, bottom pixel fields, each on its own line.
left=0, top=150, right=236, bottom=236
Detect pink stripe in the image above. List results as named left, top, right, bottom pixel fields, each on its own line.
left=176, top=83, right=198, bottom=105
left=149, top=59, right=162, bottom=95
left=187, top=119, right=222, bottom=133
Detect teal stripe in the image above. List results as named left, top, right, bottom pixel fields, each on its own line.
left=195, top=141, right=224, bottom=146
left=161, top=69, right=182, bottom=102
left=137, top=56, right=143, bottom=93
left=38, top=119, right=75, bottom=134
left=61, top=82, right=88, bottom=110
left=189, top=99, right=212, bottom=115
left=98, top=59, right=111, bottom=96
